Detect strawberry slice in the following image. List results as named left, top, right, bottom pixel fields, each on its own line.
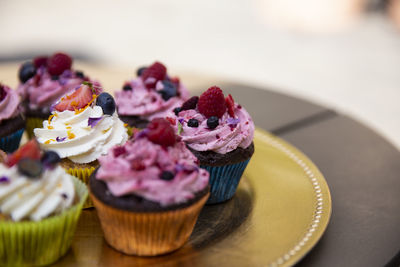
left=54, top=85, right=93, bottom=111
left=225, top=94, right=235, bottom=117
left=6, top=140, right=41, bottom=167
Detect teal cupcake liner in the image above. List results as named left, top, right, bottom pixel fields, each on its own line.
left=0, top=128, right=24, bottom=153
left=201, top=159, right=251, bottom=204
left=0, top=177, right=88, bottom=266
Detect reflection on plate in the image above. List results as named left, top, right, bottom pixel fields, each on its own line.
left=58, top=129, right=331, bottom=267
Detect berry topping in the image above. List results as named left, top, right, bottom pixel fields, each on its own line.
left=18, top=159, right=43, bottom=178
left=160, top=171, right=174, bottom=181
left=51, top=75, right=59, bottom=80
left=6, top=140, right=41, bottom=167
left=187, top=118, right=199, bottom=128
left=113, top=146, right=126, bottom=157
left=147, top=118, right=176, bottom=147
left=19, top=62, right=37, bottom=83
left=0, top=84, right=7, bottom=102
left=181, top=96, right=199, bottom=111
left=47, top=52, right=72, bottom=76
left=141, top=62, right=167, bottom=89
left=54, top=84, right=93, bottom=111
left=96, top=92, right=116, bottom=115
left=75, top=71, right=85, bottom=79
left=41, top=151, right=61, bottom=168
left=207, top=116, right=219, bottom=129
left=33, top=56, right=48, bottom=68
left=131, top=159, right=145, bottom=171
left=122, top=84, right=132, bottom=91
left=173, top=107, right=182, bottom=116
left=158, top=80, right=177, bottom=101
left=137, top=66, right=147, bottom=77
left=225, top=94, right=235, bottom=117
left=197, top=86, right=227, bottom=118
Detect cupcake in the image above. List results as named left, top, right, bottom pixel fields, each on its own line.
left=34, top=82, right=128, bottom=207
left=0, top=83, right=25, bottom=153
left=172, top=86, right=255, bottom=204
left=115, top=61, right=190, bottom=129
left=0, top=140, right=88, bottom=266
left=90, top=118, right=209, bottom=256
left=17, top=52, right=101, bottom=137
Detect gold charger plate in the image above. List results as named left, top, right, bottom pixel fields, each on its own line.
left=58, top=128, right=331, bottom=267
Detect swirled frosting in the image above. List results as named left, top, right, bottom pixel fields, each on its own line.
left=0, top=85, right=20, bottom=123
left=34, top=106, right=128, bottom=164
left=115, top=79, right=189, bottom=121
left=18, top=67, right=100, bottom=112
left=0, top=164, right=75, bottom=221
left=96, top=137, right=209, bottom=206
left=175, top=103, right=254, bottom=154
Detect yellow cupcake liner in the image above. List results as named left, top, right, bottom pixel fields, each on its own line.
left=91, top=191, right=209, bottom=256
left=64, top=166, right=96, bottom=209
left=25, top=117, right=45, bottom=139
left=0, top=177, right=88, bottom=266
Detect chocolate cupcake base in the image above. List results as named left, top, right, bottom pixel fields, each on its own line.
left=119, top=115, right=149, bottom=129
left=0, top=115, right=25, bottom=153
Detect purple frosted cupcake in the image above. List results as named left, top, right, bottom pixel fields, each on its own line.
left=0, top=83, right=25, bottom=153
left=17, top=52, right=100, bottom=137
left=172, top=86, right=255, bottom=204
left=115, top=61, right=190, bottom=129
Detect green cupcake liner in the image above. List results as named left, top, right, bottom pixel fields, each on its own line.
left=0, top=177, right=88, bottom=266
left=25, top=117, right=46, bottom=139
left=64, top=166, right=96, bottom=209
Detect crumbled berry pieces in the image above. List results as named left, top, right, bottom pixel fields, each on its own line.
left=131, top=159, right=145, bottom=171
left=147, top=118, right=176, bottom=147
left=47, top=52, right=72, bottom=76
left=187, top=118, right=199, bottom=128
left=181, top=96, right=199, bottom=111
left=197, top=86, right=226, bottom=118
left=113, top=146, right=127, bottom=157
left=207, top=116, right=219, bottom=129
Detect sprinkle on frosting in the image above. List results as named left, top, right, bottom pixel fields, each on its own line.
left=56, top=136, right=67, bottom=142
left=0, top=176, right=10, bottom=183
left=88, top=116, right=103, bottom=128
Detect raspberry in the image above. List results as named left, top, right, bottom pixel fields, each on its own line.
left=147, top=118, right=176, bottom=147
left=181, top=96, right=198, bottom=111
left=225, top=94, right=235, bottom=117
left=33, top=56, right=48, bottom=68
left=47, top=52, right=72, bottom=76
left=141, top=62, right=167, bottom=89
left=197, top=86, right=226, bottom=118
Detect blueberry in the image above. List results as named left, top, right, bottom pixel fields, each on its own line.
left=96, top=92, right=116, bottom=115
left=123, top=84, right=132, bottom=91
left=75, top=71, right=85, bottom=79
left=18, top=159, right=43, bottom=178
left=51, top=75, right=59, bottom=80
left=160, top=171, right=174, bottom=181
left=187, top=118, right=199, bottom=128
left=19, top=62, right=36, bottom=83
left=137, top=67, right=147, bottom=77
left=173, top=107, right=182, bottom=116
left=158, top=80, right=177, bottom=101
left=207, top=116, right=219, bottom=129
left=41, top=151, right=61, bottom=168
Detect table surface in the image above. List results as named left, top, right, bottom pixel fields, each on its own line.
left=1, top=63, right=399, bottom=266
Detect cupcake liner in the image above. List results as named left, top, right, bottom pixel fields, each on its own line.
left=25, top=116, right=45, bottom=139
left=91, top=192, right=209, bottom=256
left=0, top=177, right=88, bottom=266
left=0, top=128, right=24, bottom=153
left=64, top=166, right=96, bottom=209
left=202, top=158, right=251, bottom=204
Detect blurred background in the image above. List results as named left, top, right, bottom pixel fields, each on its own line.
left=1, top=0, right=399, bottom=149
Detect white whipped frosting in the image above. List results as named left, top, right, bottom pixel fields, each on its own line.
left=0, top=164, right=75, bottom=221
left=34, top=106, right=128, bottom=164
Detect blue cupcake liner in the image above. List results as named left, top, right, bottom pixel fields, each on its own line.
left=201, top=159, right=250, bottom=204
left=0, top=128, right=24, bottom=153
